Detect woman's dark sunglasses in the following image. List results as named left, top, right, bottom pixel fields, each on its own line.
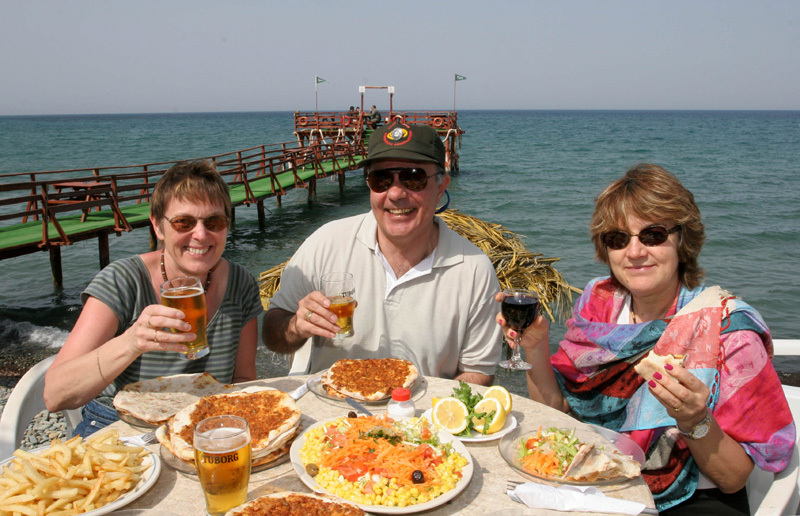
left=164, top=214, right=229, bottom=232
left=601, top=225, right=680, bottom=250
left=366, top=167, right=440, bottom=193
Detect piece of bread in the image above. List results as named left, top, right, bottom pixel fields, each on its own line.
left=634, top=350, right=687, bottom=381
left=320, top=358, right=419, bottom=402
left=225, top=492, right=364, bottom=516
left=162, top=387, right=301, bottom=462
left=113, top=372, right=238, bottom=426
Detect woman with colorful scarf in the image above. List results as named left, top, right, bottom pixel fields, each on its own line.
left=497, top=164, right=795, bottom=514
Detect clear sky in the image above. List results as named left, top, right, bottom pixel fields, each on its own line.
left=2, top=0, right=798, bottom=115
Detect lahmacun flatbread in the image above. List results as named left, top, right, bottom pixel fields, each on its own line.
left=225, top=492, right=364, bottom=516
left=634, top=350, right=687, bottom=382
left=320, top=358, right=419, bottom=402
left=113, top=372, right=238, bottom=425
left=158, top=387, right=301, bottom=462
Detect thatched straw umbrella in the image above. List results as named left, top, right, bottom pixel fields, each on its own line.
left=259, top=209, right=581, bottom=323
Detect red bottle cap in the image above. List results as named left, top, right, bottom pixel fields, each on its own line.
left=391, top=388, right=411, bottom=401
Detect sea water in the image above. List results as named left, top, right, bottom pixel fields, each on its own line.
left=1, top=110, right=798, bottom=393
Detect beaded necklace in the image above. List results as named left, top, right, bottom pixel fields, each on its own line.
left=160, top=249, right=214, bottom=291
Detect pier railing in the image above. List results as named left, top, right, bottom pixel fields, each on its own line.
left=0, top=110, right=463, bottom=285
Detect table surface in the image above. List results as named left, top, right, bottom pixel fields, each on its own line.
left=117, top=375, right=656, bottom=516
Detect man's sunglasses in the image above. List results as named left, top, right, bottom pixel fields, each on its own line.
left=601, top=225, right=680, bottom=250
left=366, top=167, right=441, bottom=193
left=164, top=214, right=229, bottom=232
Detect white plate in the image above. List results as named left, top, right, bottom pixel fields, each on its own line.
left=290, top=417, right=474, bottom=514
left=0, top=447, right=160, bottom=515
left=306, top=370, right=428, bottom=405
left=421, top=408, right=518, bottom=442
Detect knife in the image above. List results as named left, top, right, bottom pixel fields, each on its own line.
left=345, top=396, right=373, bottom=416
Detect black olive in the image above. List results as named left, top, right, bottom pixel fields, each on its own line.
left=348, top=410, right=358, bottom=418
left=305, top=463, right=320, bottom=476
left=411, top=470, right=424, bottom=484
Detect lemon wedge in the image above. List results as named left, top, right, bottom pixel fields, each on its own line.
left=431, top=397, right=469, bottom=434
left=483, top=385, right=513, bottom=414
left=471, top=397, right=506, bottom=434
left=431, top=397, right=440, bottom=409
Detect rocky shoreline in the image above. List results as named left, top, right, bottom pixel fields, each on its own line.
left=3, top=346, right=800, bottom=452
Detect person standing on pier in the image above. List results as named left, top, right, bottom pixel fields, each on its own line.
left=44, top=161, right=262, bottom=436
left=262, top=121, right=502, bottom=385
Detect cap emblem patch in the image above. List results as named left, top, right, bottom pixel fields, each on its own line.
left=383, top=126, right=412, bottom=146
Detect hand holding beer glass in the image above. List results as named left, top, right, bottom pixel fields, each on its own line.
left=160, top=276, right=209, bottom=359
left=194, top=415, right=252, bottom=516
left=321, top=272, right=356, bottom=338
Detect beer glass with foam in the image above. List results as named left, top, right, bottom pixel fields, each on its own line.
left=194, top=415, right=252, bottom=516
left=321, top=272, right=356, bottom=338
left=160, top=276, right=209, bottom=359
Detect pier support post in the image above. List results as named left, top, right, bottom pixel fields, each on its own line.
left=50, top=247, right=63, bottom=288
left=99, top=233, right=110, bottom=269
left=276, top=195, right=282, bottom=208
left=230, top=207, right=236, bottom=224
left=307, top=178, right=316, bottom=204
left=338, top=171, right=345, bottom=195
left=257, top=201, right=266, bottom=227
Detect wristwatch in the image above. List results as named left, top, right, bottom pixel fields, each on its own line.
left=679, top=410, right=712, bottom=440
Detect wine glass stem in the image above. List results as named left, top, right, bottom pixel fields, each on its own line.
left=513, top=337, right=523, bottom=361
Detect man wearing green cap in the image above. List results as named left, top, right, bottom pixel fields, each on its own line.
left=262, top=121, right=502, bottom=386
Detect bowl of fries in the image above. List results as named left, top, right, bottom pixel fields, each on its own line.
left=0, top=429, right=160, bottom=516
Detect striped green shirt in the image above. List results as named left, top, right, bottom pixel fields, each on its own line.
left=81, top=255, right=262, bottom=406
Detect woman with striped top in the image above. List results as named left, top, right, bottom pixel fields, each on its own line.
left=44, top=160, right=262, bottom=436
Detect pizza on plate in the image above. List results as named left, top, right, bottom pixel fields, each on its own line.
left=320, top=358, right=419, bottom=401
left=156, top=387, right=301, bottom=466
left=224, top=492, right=364, bottom=516
left=113, top=372, right=238, bottom=426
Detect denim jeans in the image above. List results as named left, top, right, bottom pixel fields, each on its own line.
left=72, top=399, right=119, bottom=438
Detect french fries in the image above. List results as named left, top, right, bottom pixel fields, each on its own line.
left=0, top=430, right=150, bottom=516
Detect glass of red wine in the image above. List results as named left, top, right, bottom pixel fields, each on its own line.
left=500, top=288, right=539, bottom=370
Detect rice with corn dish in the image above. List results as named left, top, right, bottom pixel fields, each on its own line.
left=299, top=414, right=468, bottom=508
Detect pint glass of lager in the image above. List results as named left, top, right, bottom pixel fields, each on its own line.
left=194, top=415, right=252, bottom=516
left=321, top=272, right=356, bottom=338
left=160, top=276, right=209, bottom=359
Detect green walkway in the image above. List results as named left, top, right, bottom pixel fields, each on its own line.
left=0, top=156, right=363, bottom=256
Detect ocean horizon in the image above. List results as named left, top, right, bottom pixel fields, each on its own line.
left=1, top=109, right=798, bottom=390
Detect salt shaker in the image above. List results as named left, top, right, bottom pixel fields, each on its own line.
left=387, top=388, right=415, bottom=418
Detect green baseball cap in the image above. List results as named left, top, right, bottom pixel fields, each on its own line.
left=359, top=122, right=445, bottom=169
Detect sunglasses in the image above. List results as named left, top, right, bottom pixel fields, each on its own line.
left=366, top=167, right=441, bottom=193
left=164, top=214, right=229, bottom=232
left=601, top=225, right=680, bottom=250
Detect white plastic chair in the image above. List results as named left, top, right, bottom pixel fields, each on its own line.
left=747, top=338, right=800, bottom=515
left=0, top=354, right=83, bottom=458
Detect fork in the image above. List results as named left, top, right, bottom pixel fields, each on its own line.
left=121, top=430, right=157, bottom=446
left=505, top=479, right=660, bottom=515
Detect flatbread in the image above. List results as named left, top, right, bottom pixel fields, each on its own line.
left=562, top=444, right=641, bottom=482
left=113, top=372, right=238, bottom=426
left=634, top=350, right=687, bottom=382
left=225, top=492, right=364, bottom=516
left=320, top=358, right=419, bottom=402
left=161, top=387, right=302, bottom=462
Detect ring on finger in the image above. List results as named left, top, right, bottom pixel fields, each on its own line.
left=154, top=329, right=159, bottom=343
left=305, top=310, right=313, bottom=322
left=673, top=404, right=682, bottom=412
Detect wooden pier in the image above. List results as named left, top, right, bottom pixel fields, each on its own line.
left=0, top=110, right=464, bottom=286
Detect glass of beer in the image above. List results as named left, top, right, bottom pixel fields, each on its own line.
left=194, top=415, right=252, bottom=516
left=321, top=272, right=356, bottom=338
left=160, top=276, right=209, bottom=359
